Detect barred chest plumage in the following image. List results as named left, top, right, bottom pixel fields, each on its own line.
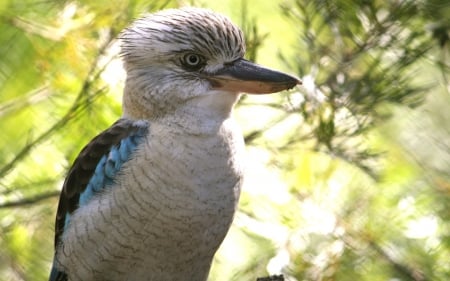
left=56, top=117, right=244, bottom=281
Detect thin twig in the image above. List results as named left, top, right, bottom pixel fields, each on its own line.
left=0, top=190, right=60, bottom=208
left=0, top=30, right=117, bottom=179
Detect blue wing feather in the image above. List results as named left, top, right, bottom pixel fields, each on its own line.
left=79, top=134, right=144, bottom=205
left=49, top=118, right=149, bottom=281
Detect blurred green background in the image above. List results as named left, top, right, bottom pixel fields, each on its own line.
left=0, top=0, right=449, bottom=280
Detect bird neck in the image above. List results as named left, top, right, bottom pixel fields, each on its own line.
left=123, top=90, right=241, bottom=136
left=161, top=91, right=240, bottom=136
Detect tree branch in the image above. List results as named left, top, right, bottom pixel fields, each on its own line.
left=256, top=275, right=284, bottom=281
left=0, top=190, right=60, bottom=209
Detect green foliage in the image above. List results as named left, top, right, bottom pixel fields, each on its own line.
left=0, top=0, right=449, bottom=280
left=234, top=0, right=449, bottom=280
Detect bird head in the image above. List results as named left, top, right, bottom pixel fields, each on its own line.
left=120, top=7, right=300, bottom=120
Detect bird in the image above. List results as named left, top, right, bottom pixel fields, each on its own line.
left=49, top=7, right=300, bottom=281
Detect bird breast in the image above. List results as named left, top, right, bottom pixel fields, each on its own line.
left=125, top=117, right=245, bottom=236
left=56, top=117, right=245, bottom=280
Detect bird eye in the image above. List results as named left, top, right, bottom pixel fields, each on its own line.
left=181, top=53, right=205, bottom=70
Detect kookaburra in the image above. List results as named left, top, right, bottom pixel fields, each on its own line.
left=49, top=7, right=300, bottom=281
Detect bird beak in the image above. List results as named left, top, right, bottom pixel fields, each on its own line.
left=207, top=58, right=301, bottom=94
